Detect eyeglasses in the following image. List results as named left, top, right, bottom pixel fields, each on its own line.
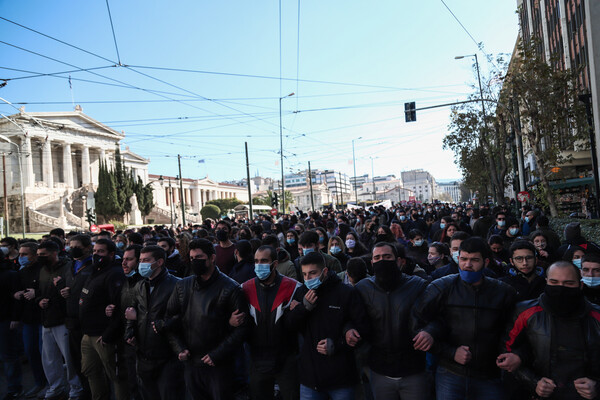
left=512, top=256, right=535, bottom=262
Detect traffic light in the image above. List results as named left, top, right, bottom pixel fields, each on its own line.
left=404, top=102, right=416, bottom=122
left=271, top=193, right=279, bottom=208
left=86, top=208, right=96, bottom=225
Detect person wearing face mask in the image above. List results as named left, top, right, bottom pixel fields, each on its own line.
left=231, top=245, right=301, bottom=400
left=79, top=239, right=128, bottom=400
left=1, top=236, right=20, bottom=270
left=503, top=218, right=521, bottom=247
left=163, top=238, right=249, bottom=400
left=228, top=240, right=256, bottom=285
left=284, top=230, right=300, bottom=261
left=124, top=245, right=184, bottom=400
left=427, top=242, right=450, bottom=272
left=36, top=240, right=84, bottom=400
left=431, top=232, right=496, bottom=280
left=345, top=232, right=368, bottom=258
left=328, top=236, right=350, bottom=270
left=581, top=253, right=600, bottom=305
left=356, top=242, right=432, bottom=400
left=157, top=237, right=186, bottom=278
left=500, top=241, right=546, bottom=302
left=413, top=237, right=517, bottom=400
left=285, top=251, right=370, bottom=400
left=499, top=261, right=600, bottom=400
left=12, top=242, right=47, bottom=398
left=406, top=229, right=429, bottom=270
left=214, top=220, right=236, bottom=276
left=487, top=211, right=508, bottom=239
left=296, top=231, right=342, bottom=277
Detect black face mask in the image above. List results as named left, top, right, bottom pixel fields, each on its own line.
left=216, top=230, right=228, bottom=242
left=70, top=247, right=84, bottom=260
left=191, top=259, right=210, bottom=277
left=239, top=234, right=249, bottom=240
left=373, top=259, right=400, bottom=291
left=37, top=255, right=49, bottom=265
left=544, top=285, right=585, bottom=316
left=376, top=234, right=388, bottom=243
left=92, top=254, right=108, bottom=268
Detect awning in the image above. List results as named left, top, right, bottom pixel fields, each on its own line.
left=549, top=177, right=595, bottom=190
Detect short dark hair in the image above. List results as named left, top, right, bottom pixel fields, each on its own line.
left=450, top=231, right=470, bottom=244
left=509, top=240, right=536, bottom=258
left=262, top=234, right=279, bottom=249
left=430, top=242, right=450, bottom=256
left=346, top=257, right=367, bottom=282
left=256, top=245, right=277, bottom=263
left=488, top=234, right=505, bottom=246
left=235, top=240, right=253, bottom=261
left=1, top=236, right=18, bottom=248
left=39, top=240, right=59, bottom=253
left=49, top=228, right=65, bottom=238
left=407, top=229, right=424, bottom=240
left=141, top=245, right=166, bottom=261
left=216, top=220, right=231, bottom=232
left=70, top=234, right=92, bottom=248
left=95, top=238, right=117, bottom=254
left=495, top=211, right=506, bottom=219
left=127, top=232, right=144, bottom=246
left=157, top=237, right=176, bottom=248
left=300, top=251, right=325, bottom=270
left=582, top=253, right=600, bottom=266
left=459, top=237, right=490, bottom=260
left=299, top=231, right=319, bottom=247
left=20, top=242, right=39, bottom=254
left=189, top=238, right=216, bottom=257
left=124, top=244, right=142, bottom=261
left=373, top=241, right=399, bottom=258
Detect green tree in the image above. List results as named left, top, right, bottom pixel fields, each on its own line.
left=114, top=146, right=133, bottom=215
left=251, top=195, right=270, bottom=206
left=503, top=39, right=589, bottom=216
left=201, top=204, right=220, bottom=220
left=95, top=160, right=120, bottom=221
left=206, top=198, right=243, bottom=213
left=132, top=176, right=154, bottom=217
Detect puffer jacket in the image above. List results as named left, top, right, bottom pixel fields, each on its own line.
left=165, top=268, right=249, bottom=366
left=37, top=258, right=72, bottom=328
left=412, top=274, right=516, bottom=379
left=125, top=268, right=179, bottom=361
left=503, top=295, right=600, bottom=396
left=356, top=274, right=429, bottom=377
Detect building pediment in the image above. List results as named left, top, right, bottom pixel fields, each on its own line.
left=121, top=148, right=149, bottom=165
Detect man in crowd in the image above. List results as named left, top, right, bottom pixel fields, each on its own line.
left=487, top=211, right=508, bottom=239
left=499, top=261, right=600, bottom=399
left=124, top=245, right=184, bottom=400
left=581, top=253, right=600, bottom=305
left=37, top=240, right=83, bottom=400
left=413, top=237, right=516, bottom=399
left=500, top=240, right=546, bottom=302
left=286, top=251, right=370, bottom=399
left=1, top=249, right=22, bottom=399
left=356, top=242, right=432, bottom=399
left=214, top=220, right=236, bottom=275
left=297, top=230, right=342, bottom=273
left=157, top=237, right=186, bottom=278
left=1, top=236, right=20, bottom=269
left=79, top=238, right=128, bottom=400
left=165, top=238, right=249, bottom=400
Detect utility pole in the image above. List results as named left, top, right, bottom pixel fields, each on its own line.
left=177, top=155, right=186, bottom=227
left=2, top=154, right=8, bottom=236
left=245, top=142, right=253, bottom=220
left=168, top=178, right=174, bottom=226
left=339, top=172, right=344, bottom=208
left=371, top=157, right=376, bottom=202
left=308, top=162, right=315, bottom=212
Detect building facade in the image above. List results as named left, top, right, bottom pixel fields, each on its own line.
left=401, top=170, right=437, bottom=202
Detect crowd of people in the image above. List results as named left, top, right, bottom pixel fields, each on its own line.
left=1, top=201, right=600, bottom=400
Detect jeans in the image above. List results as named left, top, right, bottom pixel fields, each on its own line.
left=435, top=366, right=505, bottom=400
left=41, top=324, right=83, bottom=398
left=299, top=385, right=355, bottom=400
left=22, top=323, right=46, bottom=388
left=0, top=321, right=23, bottom=394
left=370, top=370, right=431, bottom=400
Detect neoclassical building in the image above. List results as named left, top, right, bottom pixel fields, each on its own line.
left=0, top=106, right=149, bottom=233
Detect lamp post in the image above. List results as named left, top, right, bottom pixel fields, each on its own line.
left=0, top=129, right=26, bottom=238
left=370, top=157, right=377, bottom=202
left=352, top=137, right=363, bottom=205
left=279, top=92, right=295, bottom=214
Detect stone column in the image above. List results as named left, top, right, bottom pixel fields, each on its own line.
left=99, top=148, right=106, bottom=165
left=22, top=136, right=34, bottom=187
left=63, top=143, right=74, bottom=188
left=81, top=145, right=90, bottom=185
left=42, top=139, right=54, bottom=188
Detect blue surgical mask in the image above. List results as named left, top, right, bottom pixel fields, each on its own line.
left=125, top=270, right=137, bottom=278
left=305, top=273, right=323, bottom=290
left=573, top=259, right=582, bottom=269
left=287, top=238, right=296, bottom=245
left=64, top=245, right=71, bottom=252
left=525, top=217, right=530, bottom=223
left=319, top=237, right=325, bottom=243
left=509, top=228, right=519, bottom=236
left=18, top=256, right=30, bottom=268
left=582, top=276, right=600, bottom=288
left=414, top=239, right=424, bottom=247
left=303, top=248, right=315, bottom=256
left=399, top=215, right=406, bottom=221
left=440, top=223, right=446, bottom=230
left=254, top=263, right=272, bottom=281
left=330, top=246, right=341, bottom=255
left=452, top=251, right=459, bottom=264
left=345, top=239, right=356, bottom=249
left=459, top=269, right=484, bottom=284
left=498, top=220, right=506, bottom=227
left=138, top=262, right=154, bottom=278
left=117, top=242, right=125, bottom=249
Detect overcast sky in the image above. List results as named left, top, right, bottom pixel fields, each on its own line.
left=0, top=1, right=519, bottom=183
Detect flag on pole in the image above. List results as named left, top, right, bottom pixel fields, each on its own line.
left=198, top=159, right=205, bottom=164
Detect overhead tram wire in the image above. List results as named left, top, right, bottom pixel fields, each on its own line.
left=104, top=0, right=122, bottom=65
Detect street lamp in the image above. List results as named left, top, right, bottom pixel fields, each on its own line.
left=370, top=156, right=378, bottom=202
left=352, top=137, right=363, bottom=205
left=0, top=118, right=27, bottom=238
left=279, top=92, right=295, bottom=214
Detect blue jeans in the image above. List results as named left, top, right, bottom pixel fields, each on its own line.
left=23, top=323, right=46, bottom=387
left=300, top=384, right=355, bottom=400
left=435, top=366, right=504, bottom=400
left=0, top=320, right=23, bottom=394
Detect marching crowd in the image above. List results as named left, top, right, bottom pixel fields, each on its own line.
left=1, top=202, right=600, bottom=400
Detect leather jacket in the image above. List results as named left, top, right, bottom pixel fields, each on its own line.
left=165, top=268, right=249, bottom=365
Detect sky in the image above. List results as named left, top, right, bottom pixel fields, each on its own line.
left=0, top=0, right=520, bottom=184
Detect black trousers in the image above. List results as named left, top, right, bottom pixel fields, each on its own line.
left=184, top=361, right=234, bottom=400
left=138, top=357, right=185, bottom=400
left=249, top=355, right=299, bottom=400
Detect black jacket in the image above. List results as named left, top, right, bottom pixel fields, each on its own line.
left=37, top=258, right=72, bottom=328
left=165, top=268, right=249, bottom=366
left=229, top=259, right=256, bottom=285
left=503, top=295, right=600, bottom=397
left=165, top=252, right=187, bottom=278
left=78, top=260, right=125, bottom=343
left=64, top=256, right=93, bottom=330
left=0, top=261, right=19, bottom=322
left=126, top=268, right=179, bottom=361
left=14, top=261, right=42, bottom=324
left=356, top=274, right=429, bottom=377
left=499, top=268, right=546, bottom=302
left=413, top=274, right=516, bottom=379
left=584, top=285, right=600, bottom=306
left=285, top=270, right=370, bottom=391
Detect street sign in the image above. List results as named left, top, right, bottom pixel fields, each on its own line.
left=90, top=224, right=99, bottom=233
left=517, top=191, right=530, bottom=202
left=270, top=208, right=278, bottom=216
